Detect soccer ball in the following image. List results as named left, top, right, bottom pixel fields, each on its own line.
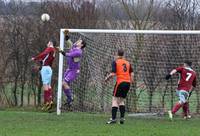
left=41, top=13, right=50, bottom=22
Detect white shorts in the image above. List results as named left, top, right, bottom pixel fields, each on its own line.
left=176, top=90, right=189, bottom=104
left=40, top=66, right=52, bottom=85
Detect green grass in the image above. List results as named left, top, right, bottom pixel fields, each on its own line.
left=0, top=110, right=200, bottom=136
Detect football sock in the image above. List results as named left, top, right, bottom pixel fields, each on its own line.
left=119, top=105, right=125, bottom=118
left=182, top=103, right=188, bottom=116
left=112, top=107, right=118, bottom=120
left=186, top=102, right=190, bottom=115
left=64, top=89, right=73, bottom=104
left=172, top=102, right=182, bottom=114
left=44, top=90, right=49, bottom=104
left=48, top=88, right=53, bottom=102
left=183, top=102, right=189, bottom=116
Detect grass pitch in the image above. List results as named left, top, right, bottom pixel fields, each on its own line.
left=0, top=110, right=200, bottom=136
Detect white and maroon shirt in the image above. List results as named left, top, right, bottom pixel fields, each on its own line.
left=176, top=66, right=196, bottom=91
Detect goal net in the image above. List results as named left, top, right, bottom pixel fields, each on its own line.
left=57, top=29, right=200, bottom=115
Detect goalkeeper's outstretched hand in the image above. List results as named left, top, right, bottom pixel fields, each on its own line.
left=165, top=74, right=171, bottom=80
left=64, top=29, right=69, bottom=35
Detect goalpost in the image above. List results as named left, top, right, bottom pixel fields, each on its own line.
left=57, top=29, right=200, bottom=115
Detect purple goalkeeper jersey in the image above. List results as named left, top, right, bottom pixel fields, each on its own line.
left=65, top=44, right=82, bottom=70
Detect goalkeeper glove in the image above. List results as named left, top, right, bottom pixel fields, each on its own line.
left=65, top=35, right=70, bottom=41
left=64, top=29, right=69, bottom=35
left=64, top=29, right=69, bottom=41
left=165, top=74, right=171, bottom=80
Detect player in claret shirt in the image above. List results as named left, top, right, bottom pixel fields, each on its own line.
left=32, top=38, right=56, bottom=111
left=165, top=61, right=197, bottom=120
left=57, top=30, right=86, bottom=110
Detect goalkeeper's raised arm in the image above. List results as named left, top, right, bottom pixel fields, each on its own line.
left=64, top=30, right=73, bottom=49
left=57, top=30, right=86, bottom=56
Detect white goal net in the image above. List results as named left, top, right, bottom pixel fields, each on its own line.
left=57, top=29, right=200, bottom=115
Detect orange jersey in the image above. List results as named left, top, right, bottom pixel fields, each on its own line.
left=112, top=58, right=133, bottom=83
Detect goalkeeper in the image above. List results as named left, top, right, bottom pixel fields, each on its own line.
left=57, top=30, right=86, bottom=109
left=165, top=61, right=196, bottom=120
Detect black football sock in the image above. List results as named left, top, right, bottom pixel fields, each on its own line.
left=112, top=107, right=118, bottom=120
left=119, top=105, right=125, bottom=118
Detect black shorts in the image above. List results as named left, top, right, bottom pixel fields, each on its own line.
left=113, top=82, right=130, bottom=98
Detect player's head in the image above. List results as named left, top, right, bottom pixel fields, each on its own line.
left=48, top=38, right=57, bottom=47
left=184, top=60, right=192, bottom=67
left=77, top=39, right=86, bottom=49
left=118, top=49, right=124, bottom=57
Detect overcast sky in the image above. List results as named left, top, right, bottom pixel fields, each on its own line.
left=3, top=0, right=47, bottom=2
left=3, top=0, right=94, bottom=2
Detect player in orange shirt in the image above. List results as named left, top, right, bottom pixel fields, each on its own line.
left=105, top=49, right=134, bottom=124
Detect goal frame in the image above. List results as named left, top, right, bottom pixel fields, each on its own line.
left=57, top=29, right=200, bottom=115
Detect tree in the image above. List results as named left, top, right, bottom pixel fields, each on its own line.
left=115, top=0, right=162, bottom=112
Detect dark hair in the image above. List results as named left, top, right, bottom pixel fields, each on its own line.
left=81, top=40, right=86, bottom=49
left=50, top=38, right=56, bottom=47
left=118, top=49, right=124, bottom=56
left=184, top=60, right=192, bottom=67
